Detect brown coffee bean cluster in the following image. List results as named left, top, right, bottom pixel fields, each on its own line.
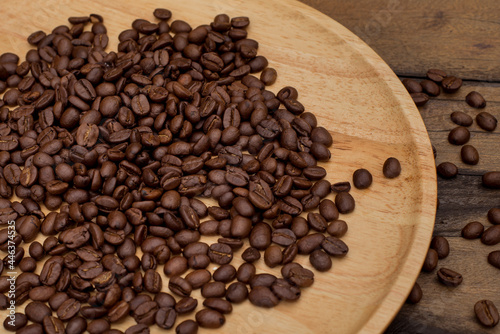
left=0, top=8, right=406, bottom=334
left=403, top=69, right=500, bottom=328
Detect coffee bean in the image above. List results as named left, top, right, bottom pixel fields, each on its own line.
left=420, top=79, right=440, bottom=96
left=155, top=307, right=177, bottom=329
left=488, top=251, right=500, bottom=270
left=465, top=91, right=486, bottom=108
left=353, top=168, right=372, bottom=189
left=430, top=236, right=450, bottom=259
left=441, top=76, right=462, bottom=93
left=383, top=157, right=401, bottom=178
left=437, top=268, right=463, bottom=287
left=326, top=220, right=348, bottom=237
left=25, top=301, right=52, bottom=323
left=410, top=92, right=429, bottom=106
left=437, top=162, right=458, bottom=179
left=3, top=312, right=27, bottom=331
left=196, top=309, right=225, bottom=328
left=426, top=69, right=447, bottom=83
left=309, top=249, right=332, bottom=271
left=450, top=111, right=473, bottom=127
left=248, top=286, right=279, bottom=308
left=462, top=221, right=484, bottom=239
left=476, top=111, right=497, bottom=132
left=483, top=172, right=500, bottom=189
left=481, top=225, right=500, bottom=245
left=422, top=248, right=438, bottom=272
left=475, top=300, right=499, bottom=328
left=461, top=145, right=479, bottom=165
left=402, top=78, right=422, bottom=93
left=406, top=282, right=422, bottom=304
left=331, top=181, right=351, bottom=193
left=448, top=126, right=470, bottom=145
left=335, top=192, right=355, bottom=214
left=488, top=208, right=500, bottom=225
left=176, top=319, right=199, bottom=334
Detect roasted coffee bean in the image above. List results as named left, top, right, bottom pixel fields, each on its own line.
left=25, top=301, right=52, bottom=323
left=3, top=312, right=27, bottom=331
left=483, top=172, right=500, bottom=189
left=321, top=236, right=348, bottom=257
left=382, top=157, right=401, bottom=178
left=488, top=251, right=500, bottom=270
left=225, top=282, right=248, bottom=303
left=430, top=236, right=449, bottom=259
left=331, top=181, right=351, bottom=193
left=196, top=308, right=225, bottom=328
left=488, top=208, right=500, bottom=225
left=410, top=92, right=429, bottom=106
left=461, top=145, right=479, bottom=165
left=475, top=300, right=499, bottom=328
left=169, top=275, right=192, bottom=297
left=326, top=220, right=348, bottom=237
left=176, top=319, right=199, bottom=334
left=248, top=286, right=279, bottom=308
left=309, top=249, right=332, bottom=271
left=436, top=162, right=458, bottom=179
left=426, top=69, right=447, bottom=83
left=450, top=111, right=473, bottom=127
left=476, top=111, right=497, bottom=132
left=462, top=221, right=484, bottom=239
left=264, top=245, right=283, bottom=268
left=448, top=126, right=470, bottom=145
left=481, top=225, right=500, bottom=245
left=402, top=78, right=422, bottom=93
left=437, top=268, right=463, bottom=287
left=466, top=91, right=486, bottom=108
left=420, top=79, right=440, bottom=96
left=422, top=248, right=438, bottom=272
left=335, top=192, right=355, bottom=214
left=441, top=76, right=462, bottom=93
left=155, top=307, right=177, bottom=329
left=406, top=282, right=422, bottom=304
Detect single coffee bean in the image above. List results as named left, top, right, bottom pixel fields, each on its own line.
left=441, top=76, right=462, bottom=93
left=475, top=300, right=499, bottom=328
left=481, top=225, right=500, bottom=245
left=465, top=91, right=486, bottom=108
left=309, top=249, right=332, bottom=271
left=461, top=145, right=479, bottom=165
left=426, top=69, right=447, bottom=83
left=3, top=312, right=28, bottom=331
left=420, top=79, right=440, bottom=96
left=462, top=221, right=484, bottom=239
left=448, top=126, right=470, bottom=145
left=437, top=268, right=463, bottom=287
left=155, top=307, right=177, bottom=329
left=326, top=220, right=348, bottom=237
left=195, top=309, right=225, bottom=328
left=483, top=172, right=500, bottom=189
left=331, top=181, right=351, bottom=193
left=25, top=301, right=52, bottom=323
left=450, top=111, right=473, bottom=127
left=176, top=319, right=199, bottom=334
left=203, top=298, right=232, bottom=314
left=488, top=251, right=500, bottom=270
left=335, top=192, right=355, bottom=214
left=488, top=208, right=500, bottom=225
left=430, top=236, right=450, bottom=259
left=410, top=92, right=429, bottom=106
left=383, top=157, right=401, bottom=178
left=476, top=112, right=497, bottom=132
left=422, top=248, right=438, bottom=272
left=248, top=286, right=279, bottom=308
left=406, top=282, right=422, bottom=304
left=436, top=162, right=458, bottom=179
left=402, top=78, right=422, bottom=93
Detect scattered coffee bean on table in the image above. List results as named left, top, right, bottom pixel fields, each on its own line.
left=430, top=236, right=449, bottom=259
left=436, top=162, right=458, bottom=179
left=450, top=111, right=473, bottom=127
left=437, top=268, right=463, bottom=287
left=474, top=300, right=499, bottom=328
left=460, top=145, right=479, bottom=165
left=448, top=126, right=470, bottom=145
left=465, top=91, right=486, bottom=108
left=382, top=157, right=401, bottom=179
left=406, top=282, right=423, bottom=304
left=476, top=111, right=498, bottom=132
left=461, top=221, right=484, bottom=239
left=483, top=172, right=500, bottom=189
left=352, top=168, right=372, bottom=189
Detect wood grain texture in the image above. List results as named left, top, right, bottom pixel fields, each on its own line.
left=300, top=0, right=500, bottom=82
left=0, top=0, right=437, bottom=333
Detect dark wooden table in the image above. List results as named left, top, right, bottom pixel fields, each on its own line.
left=300, top=1, right=500, bottom=333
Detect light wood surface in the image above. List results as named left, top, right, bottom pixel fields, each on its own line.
left=0, top=0, right=437, bottom=333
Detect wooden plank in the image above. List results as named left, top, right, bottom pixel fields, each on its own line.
left=300, top=0, right=500, bottom=81
left=387, top=236, right=500, bottom=334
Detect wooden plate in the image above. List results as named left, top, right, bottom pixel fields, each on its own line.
left=0, top=0, right=436, bottom=333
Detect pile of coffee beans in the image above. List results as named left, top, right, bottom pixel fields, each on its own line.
left=0, top=8, right=405, bottom=334
left=402, top=70, right=500, bottom=328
